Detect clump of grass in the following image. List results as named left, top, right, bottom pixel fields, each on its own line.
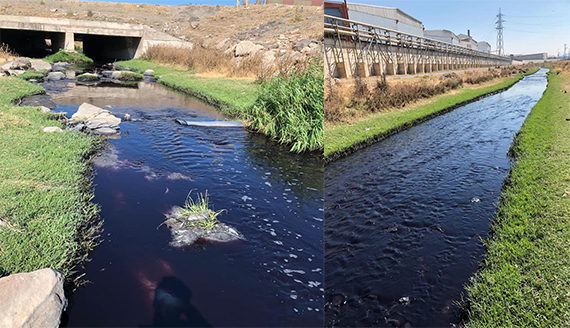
left=117, top=71, right=143, bottom=81
left=87, top=9, right=94, bottom=17
left=244, top=64, right=324, bottom=153
left=179, top=191, right=224, bottom=231
left=44, top=49, right=93, bottom=65
left=76, top=73, right=99, bottom=82
left=16, top=71, right=45, bottom=81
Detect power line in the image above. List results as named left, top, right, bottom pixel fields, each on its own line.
left=496, top=8, right=505, bottom=56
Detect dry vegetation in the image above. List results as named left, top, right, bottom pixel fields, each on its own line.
left=0, top=44, right=17, bottom=62
left=325, top=65, right=537, bottom=124
left=0, top=1, right=322, bottom=48
left=142, top=45, right=311, bottom=82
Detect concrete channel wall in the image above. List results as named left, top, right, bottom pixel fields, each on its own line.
left=0, top=15, right=192, bottom=60
left=324, top=15, right=511, bottom=79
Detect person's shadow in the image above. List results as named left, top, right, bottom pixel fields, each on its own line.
left=150, top=276, right=211, bottom=327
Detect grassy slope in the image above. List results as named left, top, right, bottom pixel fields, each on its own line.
left=464, top=69, right=570, bottom=327
left=116, top=59, right=258, bottom=117
left=325, top=70, right=538, bottom=162
left=0, top=77, right=100, bottom=279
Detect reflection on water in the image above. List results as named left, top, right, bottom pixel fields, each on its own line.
left=324, top=69, right=548, bottom=327
left=35, top=81, right=323, bottom=327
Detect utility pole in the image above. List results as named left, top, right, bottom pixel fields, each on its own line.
left=495, top=8, right=505, bottom=56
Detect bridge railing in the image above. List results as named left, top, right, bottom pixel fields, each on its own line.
left=324, top=15, right=510, bottom=63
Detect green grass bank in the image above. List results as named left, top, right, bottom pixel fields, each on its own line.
left=463, top=66, right=570, bottom=327
left=116, top=59, right=324, bottom=153
left=325, top=69, right=539, bottom=163
left=0, top=77, right=101, bottom=280
left=116, top=59, right=258, bottom=118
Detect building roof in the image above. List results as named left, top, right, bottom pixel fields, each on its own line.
left=424, top=29, right=459, bottom=39
left=347, top=3, right=423, bottom=26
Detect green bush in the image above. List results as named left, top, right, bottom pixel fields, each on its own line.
left=44, top=49, right=93, bottom=65
left=244, top=65, right=324, bottom=153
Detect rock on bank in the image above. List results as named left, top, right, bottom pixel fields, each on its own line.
left=0, top=268, right=67, bottom=328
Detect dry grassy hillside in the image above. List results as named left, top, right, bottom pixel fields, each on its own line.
left=0, top=0, right=322, bottom=47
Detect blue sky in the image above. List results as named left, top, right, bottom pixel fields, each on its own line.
left=349, top=0, right=570, bottom=56
left=79, top=0, right=237, bottom=5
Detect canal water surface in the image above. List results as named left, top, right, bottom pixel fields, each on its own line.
left=34, top=81, right=324, bottom=327
left=324, top=69, right=548, bottom=327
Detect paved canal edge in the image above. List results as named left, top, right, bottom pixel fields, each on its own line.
left=324, top=68, right=540, bottom=164
left=462, top=65, right=570, bottom=326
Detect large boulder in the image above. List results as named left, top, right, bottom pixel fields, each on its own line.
left=30, top=59, right=52, bottom=72
left=16, top=57, right=32, bottom=69
left=1, top=61, right=18, bottom=71
left=0, top=268, right=67, bottom=328
left=46, top=72, right=66, bottom=81
left=52, top=62, right=70, bottom=72
left=71, top=103, right=121, bottom=135
left=235, top=41, right=263, bottom=57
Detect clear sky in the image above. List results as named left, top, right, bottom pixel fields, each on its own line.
left=348, top=0, right=570, bottom=57
left=79, top=0, right=237, bottom=6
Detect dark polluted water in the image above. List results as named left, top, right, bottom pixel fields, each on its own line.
left=35, top=81, right=324, bottom=327
left=324, top=69, right=549, bottom=327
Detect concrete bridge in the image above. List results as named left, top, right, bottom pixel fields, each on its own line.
left=325, top=15, right=511, bottom=79
left=0, top=15, right=192, bottom=60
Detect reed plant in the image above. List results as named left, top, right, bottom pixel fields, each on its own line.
left=245, top=63, right=324, bottom=153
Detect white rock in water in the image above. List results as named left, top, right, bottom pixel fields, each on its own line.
left=46, top=72, right=65, bottom=81
left=0, top=268, right=67, bottom=328
left=30, top=59, right=52, bottom=72
left=43, top=126, right=63, bottom=133
left=71, top=103, right=121, bottom=124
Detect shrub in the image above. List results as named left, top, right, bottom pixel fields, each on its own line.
left=244, top=64, right=324, bottom=153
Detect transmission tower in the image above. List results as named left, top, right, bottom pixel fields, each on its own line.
left=495, top=8, right=505, bottom=56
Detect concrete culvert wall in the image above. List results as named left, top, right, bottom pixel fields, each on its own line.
left=0, top=29, right=64, bottom=58
left=80, top=34, right=142, bottom=61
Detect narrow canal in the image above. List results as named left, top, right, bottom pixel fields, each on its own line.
left=324, top=68, right=548, bottom=327
left=30, top=80, right=324, bottom=327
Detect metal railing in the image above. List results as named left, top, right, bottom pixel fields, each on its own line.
left=324, top=14, right=510, bottom=75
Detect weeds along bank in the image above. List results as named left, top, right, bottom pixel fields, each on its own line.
left=463, top=61, right=570, bottom=327
left=118, top=45, right=324, bottom=153
left=0, top=77, right=101, bottom=279
left=324, top=65, right=538, bottom=162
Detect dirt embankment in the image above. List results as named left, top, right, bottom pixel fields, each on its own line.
left=0, top=0, right=323, bottom=51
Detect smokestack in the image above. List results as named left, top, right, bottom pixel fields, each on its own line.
left=468, top=29, right=470, bottom=37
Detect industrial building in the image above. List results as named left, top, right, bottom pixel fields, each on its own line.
left=345, top=3, right=425, bottom=36
left=477, top=41, right=491, bottom=53
left=512, top=53, right=547, bottom=61
left=457, top=31, right=478, bottom=49
left=424, top=30, right=460, bottom=45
